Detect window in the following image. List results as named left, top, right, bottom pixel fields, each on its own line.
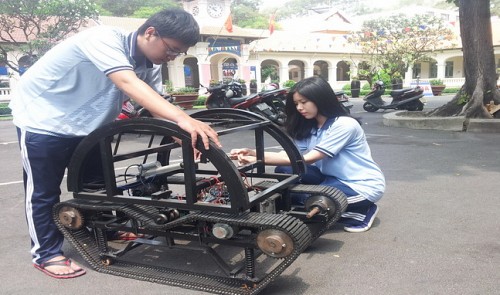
left=445, top=61, right=454, bottom=78
left=412, top=63, right=421, bottom=79
left=430, top=62, right=437, bottom=78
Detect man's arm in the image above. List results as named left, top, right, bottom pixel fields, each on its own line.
left=108, top=69, right=220, bottom=149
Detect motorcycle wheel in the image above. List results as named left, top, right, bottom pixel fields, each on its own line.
left=406, top=100, right=424, bottom=111
left=206, top=99, right=227, bottom=109
left=363, top=102, right=379, bottom=112
left=250, top=107, right=286, bottom=126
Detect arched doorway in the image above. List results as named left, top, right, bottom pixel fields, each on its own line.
left=288, top=60, right=304, bottom=82
left=183, top=57, right=199, bottom=87
left=260, top=60, right=279, bottom=83
left=336, top=61, right=350, bottom=81
left=314, top=60, right=329, bottom=81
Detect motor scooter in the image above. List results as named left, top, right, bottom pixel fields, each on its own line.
left=335, top=90, right=353, bottom=114
left=362, top=81, right=424, bottom=112
left=117, top=94, right=173, bottom=120
left=204, top=82, right=288, bottom=125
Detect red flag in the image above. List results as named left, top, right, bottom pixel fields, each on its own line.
left=269, top=13, right=275, bottom=35
left=225, top=14, right=233, bottom=33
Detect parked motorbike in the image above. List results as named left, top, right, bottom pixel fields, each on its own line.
left=204, top=82, right=288, bottom=125
left=335, top=90, right=353, bottom=114
left=362, top=81, right=424, bottom=112
left=117, top=95, right=173, bottom=120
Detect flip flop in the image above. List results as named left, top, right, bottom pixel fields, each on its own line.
left=34, top=258, right=86, bottom=279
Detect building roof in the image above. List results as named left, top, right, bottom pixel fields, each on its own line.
left=280, top=9, right=357, bottom=34
left=249, top=30, right=360, bottom=54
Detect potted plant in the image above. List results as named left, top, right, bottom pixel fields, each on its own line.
left=237, top=79, right=247, bottom=95
left=430, top=79, right=446, bottom=96
left=249, top=79, right=258, bottom=94
left=170, top=86, right=198, bottom=109
left=350, top=76, right=361, bottom=98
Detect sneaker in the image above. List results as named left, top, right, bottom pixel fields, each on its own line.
left=343, top=204, right=379, bottom=233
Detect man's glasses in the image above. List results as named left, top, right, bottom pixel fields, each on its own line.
left=155, top=30, right=186, bottom=57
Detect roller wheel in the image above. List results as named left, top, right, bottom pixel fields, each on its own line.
left=257, top=229, right=294, bottom=258
left=57, top=206, right=85, bottom=230
left=101, top=257, right=113, bottom=266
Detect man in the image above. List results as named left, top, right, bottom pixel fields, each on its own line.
left=9, top=8, right=220, bottom=279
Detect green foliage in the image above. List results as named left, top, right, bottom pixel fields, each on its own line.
left=0, top=103, right=12, bottom=116
left=362, top=83, right=371, bottom=90
left=372, top=69, right=391, bottom=88
left=349, top=14, right=454, bottom=79
left=282, top=80, right=296, bottom=88
left=342, top=84, right=351, bottom=91
left=194, top=96, right=206, bottom=106
left=457, top=92, right=470, bottom=106
left=163, top=80, right=173, bottom=92
left=261, top=65, right=278, bottom=82
left=94, top=0, right=179, bottom=17
left=442, top=87, right=460, bottom=94
left=171, top=86, right=198, bottom=94
left=430, top=79, right=444, bottom=85
left=0, top=0, right=99, bottom=72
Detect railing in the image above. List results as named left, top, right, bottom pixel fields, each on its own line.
left=0, top=87, right=11, bottom=100
left=417, top=78, right=465, bottom=87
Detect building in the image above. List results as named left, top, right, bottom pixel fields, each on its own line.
left=1, top=0, right=500, bottom=101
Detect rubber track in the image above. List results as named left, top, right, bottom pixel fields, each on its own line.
left=253, top=182, right=349, bottom=240
left=53, top=200, right=313, bottom=295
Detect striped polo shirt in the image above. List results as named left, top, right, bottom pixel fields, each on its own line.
left=9, top=26, right=162, bottom=137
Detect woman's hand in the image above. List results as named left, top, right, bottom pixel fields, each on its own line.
left=230, top=148, right=256, bottom=166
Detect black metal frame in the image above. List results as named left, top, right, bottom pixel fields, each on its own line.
left=66, top=109, right=306, bottom=214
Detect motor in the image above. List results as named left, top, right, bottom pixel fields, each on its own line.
left=362, top=81, right=424, bottom=112
left=204, top=82, right=288, bottom=125
left=335, top=90, right=353, bottom=114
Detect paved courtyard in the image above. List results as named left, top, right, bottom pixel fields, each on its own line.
left=0, top=96, right=499, bottom=295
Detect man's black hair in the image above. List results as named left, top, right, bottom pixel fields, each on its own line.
left=138, top=8, right=200, bottom=47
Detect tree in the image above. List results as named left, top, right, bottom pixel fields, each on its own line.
left=0, top=0, right=98, bottom=73
left=94, top=0, right=179, bottom=17
left=349, top=14, right=454, bottom=83
left=428, top=0, right=500, bottom=118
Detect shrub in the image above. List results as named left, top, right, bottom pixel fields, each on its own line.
left=282, top=80, right=296, bottom=88
left=342, top=84, right=351, bottom=91
left=194, top=96, right=206, bottom=106
left=430, top=79, right=444, bottom=85
left=0, top=103, right=11, bottom=116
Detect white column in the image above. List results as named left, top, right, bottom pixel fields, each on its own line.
left=280, top=65, right=289, bottom=83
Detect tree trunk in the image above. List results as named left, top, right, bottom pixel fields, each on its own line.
left=428, top=0, right=500, bottom=118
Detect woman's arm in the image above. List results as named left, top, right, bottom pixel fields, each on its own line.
left=230, top=148, right=327, bottom=166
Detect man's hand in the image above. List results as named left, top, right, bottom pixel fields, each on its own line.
left=177, top=117, right=221, bottom=150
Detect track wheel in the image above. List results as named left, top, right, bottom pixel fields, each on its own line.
left=363, top=102, right=379, bottom=112
left=57, top=206, right=84, bottom=230
left=257, top=229, right=294, bottom=258
left=101, top=257, right=114, bottom=266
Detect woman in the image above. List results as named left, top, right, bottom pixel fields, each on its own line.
left=230, top=76, right=385, bottom=233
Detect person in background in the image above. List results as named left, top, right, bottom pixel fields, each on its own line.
left=230, top=76, right=385, bottom=233
left=9, top=8, right=220, bottom=279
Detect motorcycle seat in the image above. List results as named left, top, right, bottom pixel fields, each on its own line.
left=390, top=88, right=414, bottom=96
left=229, top=93, right=259, bottom=106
